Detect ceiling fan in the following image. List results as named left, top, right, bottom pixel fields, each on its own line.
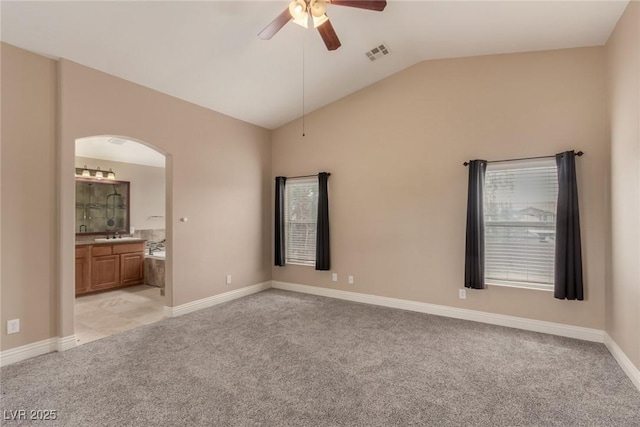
left=258, top=0, right=387, bottom=51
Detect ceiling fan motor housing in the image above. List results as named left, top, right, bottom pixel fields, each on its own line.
left=258, top=0, right=388, bottom=51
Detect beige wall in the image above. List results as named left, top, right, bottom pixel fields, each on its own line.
left=272, top=47, right=607, bottom=329
left=59, top=59, right=272, bottom=323
left=0, top=33, right=631, bottom=355
left=606, top=1, right=640, bottom=370
left=75, top=156, right=166, bottom=231
left=1, top=44, right=58, bottom=350
left=1, top=43, right=272, bottom=349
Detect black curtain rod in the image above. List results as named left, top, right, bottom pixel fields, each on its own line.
left=463, top=151, right=583, bottom=166
left=282, top=173, right=331, bottom=179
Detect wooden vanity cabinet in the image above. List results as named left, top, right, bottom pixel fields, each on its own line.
left=75, top=246, right=91, bottom=294
left=91, top=254, right=121, bottom=291
left=75, top=241, right=145, bottom=296
left=114, top=243, right=145, bottom=286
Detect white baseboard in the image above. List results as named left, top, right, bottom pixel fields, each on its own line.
left=271, top=281, right=605, bottom=343
left=164, top=281, right=272, bottom=318
left=0, top=338, right=57, bottom=367
left=604, top=333, right=640, bottom=392
left=0, top=335, right=78, bottom=367
left=57, top=335, right=77, bottom=352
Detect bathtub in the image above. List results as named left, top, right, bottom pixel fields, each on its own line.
left=146, top=251, right=165, bottom=260
left=144, top=252, right=166, bottom=294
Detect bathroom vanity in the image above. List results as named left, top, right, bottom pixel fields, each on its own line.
left=75, top=239, right=145, bottom=295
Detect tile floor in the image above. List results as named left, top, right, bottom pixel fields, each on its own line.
left=75, top=285, right=165, bottom=345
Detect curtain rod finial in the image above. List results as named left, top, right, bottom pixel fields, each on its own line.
left=576, top=151, right=584, bottom=156
left=463, top=161, right=469, bottom=166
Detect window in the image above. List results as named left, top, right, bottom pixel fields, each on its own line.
left=284, top=178, right=318, bottom=266
left=484, top=159, right=558, bottom=290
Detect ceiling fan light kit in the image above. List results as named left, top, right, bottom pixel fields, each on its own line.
left=310, top=0, right=327, bottom=17
left=289, top=0, right=306, bottom=17
left=258, top=0, right=387, bottom=51
left=289, top=0, right=330, bottom=29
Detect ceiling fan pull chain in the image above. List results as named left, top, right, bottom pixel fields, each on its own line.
left=302, top=35, right=306, bottom=137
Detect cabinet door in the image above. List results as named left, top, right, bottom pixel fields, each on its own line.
left=91, top=254, right=121, bottom=291
left=75, top=250, right=91, bottom=295
left=120, top=252, right=144, bottom=286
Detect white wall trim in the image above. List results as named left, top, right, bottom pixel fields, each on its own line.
left=164, top=281, right=272, bottom=318
left=57, top=335, right=77, bottom=352
left=271, top=281, right=605, bottom=343
left=604, top=333, right=640, bottom=392
left=0, top=335, right=78, bottom=367
left=163, top=305, right=173, bottom=319
left=0, top=338, right=58, bottom=367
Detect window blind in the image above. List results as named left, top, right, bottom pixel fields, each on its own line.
left=284, top=178, right=318, bottom=266
left=484, top=159, right=558, bottom=288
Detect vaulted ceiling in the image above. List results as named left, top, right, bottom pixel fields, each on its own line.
left=1, top=1, right=629, bottom=129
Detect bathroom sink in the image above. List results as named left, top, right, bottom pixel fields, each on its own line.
left=94, top=237, right=141, bottom=242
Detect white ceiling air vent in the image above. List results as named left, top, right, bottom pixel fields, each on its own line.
left=365, top=43, right=390, bottom=61
left=107, top=137, right=128, bottom=145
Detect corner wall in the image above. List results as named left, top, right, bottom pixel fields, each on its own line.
left=58, top=59, right=272, bottom=339
left=606, top=0, right=640, bottom=371
left=272, top=47, right=608, bottom=329
left=1, top=44, right=58, bottom=350
left=1, top=43, right=272, bottom=350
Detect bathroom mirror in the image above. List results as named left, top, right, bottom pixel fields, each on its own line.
left=76, top=178, right=130, bottom=235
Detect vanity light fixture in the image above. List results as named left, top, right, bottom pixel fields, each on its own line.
left=75, top=166, right=117, bottom=180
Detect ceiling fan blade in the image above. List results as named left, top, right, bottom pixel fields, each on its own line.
left=329, top=0, right=387, bottom=12
left=258, top=8, right=292, bottom=40
left=317, top=19, right=341, bottom=51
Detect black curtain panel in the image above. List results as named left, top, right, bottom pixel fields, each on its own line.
left=274, top=176, right=287, bottom=267
left=316, top=172, right=331, bottom=271
left=464, top=160, right=487, bottom=289
left=554, top=151, right=584, bottom=300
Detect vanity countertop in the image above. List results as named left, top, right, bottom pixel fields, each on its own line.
left=75, top=238, right=146, bottom=246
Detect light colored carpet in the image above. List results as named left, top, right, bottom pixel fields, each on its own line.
left=1, top=289, right=639, bottom=426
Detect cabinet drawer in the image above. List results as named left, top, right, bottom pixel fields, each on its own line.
left=113, top=242, right=144, bottom=254
left=92, top=245, right=112, bottom=256
left=75, top=246, right=90, bottom=258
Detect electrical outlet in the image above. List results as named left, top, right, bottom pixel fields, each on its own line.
left=332, top=273, right=338, bottom=282
left=226, top=274, right=232, bottom=285
left=348, top=275, right=354, bottom=285
left=7, top=319, right=20, bottom=334
left=459, top=289, right=467, bottom=299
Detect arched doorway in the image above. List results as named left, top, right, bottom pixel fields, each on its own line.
left=72, top=135, right=170, bottom=344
